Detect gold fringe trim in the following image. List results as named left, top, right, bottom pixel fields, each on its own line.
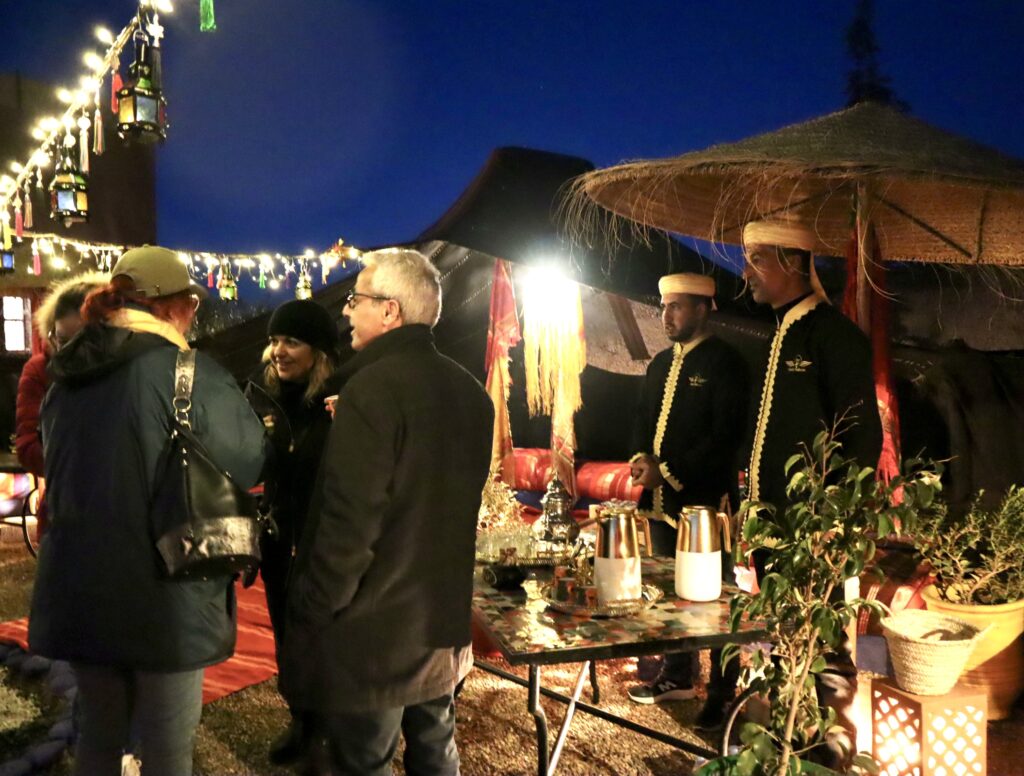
left=523, top=283, right=586, bottom=418
left=748, top=295, right=823, bottom=501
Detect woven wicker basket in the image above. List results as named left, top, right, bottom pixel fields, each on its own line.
left=881, top=610, right=986, bottom=696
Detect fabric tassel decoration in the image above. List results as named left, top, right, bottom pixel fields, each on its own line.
left=93, top=88, right=105, bottom=155
left=78, top=116, right=91, bottom=174
left=2, top=217, right=11, bottom=251
left=33, top=246, right=42, bottom=276
left=13, top=192, right=23, bottom=238
left=207, top=268, right=215, bottom=288
left=258, top=267, right=266, bottom=289
left=111, top=71, right=123, bottom=114
left=23, top=185, right=33, bottom=229
left=200, top=0, right=217, bottom=32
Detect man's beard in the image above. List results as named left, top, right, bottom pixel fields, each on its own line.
left=667, top=323, right=698, bottom=343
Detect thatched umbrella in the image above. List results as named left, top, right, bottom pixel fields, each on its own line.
left=567, top=101, right=1024, bottom=266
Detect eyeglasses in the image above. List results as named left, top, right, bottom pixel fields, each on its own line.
left=344, top=290, right=392, bottom=309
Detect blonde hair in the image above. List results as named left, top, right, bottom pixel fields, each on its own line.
left=261, top=346, right=336, bottom=404
left=34, top=271, right=110, bottom=350
left=360, top=248, right=442, bottom=326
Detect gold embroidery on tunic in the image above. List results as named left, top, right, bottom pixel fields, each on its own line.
left=749, top=297, right=823, bottom=502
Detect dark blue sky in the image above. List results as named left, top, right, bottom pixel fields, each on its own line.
left=4, top=1, right=1023, bottom=259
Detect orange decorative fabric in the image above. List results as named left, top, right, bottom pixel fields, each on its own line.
left=512, top=448, right=553, bottom=493
left=575, top=461, right=642, bottom=503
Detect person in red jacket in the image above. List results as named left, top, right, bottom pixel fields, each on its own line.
left=15, top=272, right=108, bottom=536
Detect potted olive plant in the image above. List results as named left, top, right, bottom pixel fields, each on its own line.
left=698, top=427, right=942, bottom=776
left=914, top=486, right=1024, bottom=719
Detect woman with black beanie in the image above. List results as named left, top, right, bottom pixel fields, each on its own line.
left=245, top=299, right=342, bottom=766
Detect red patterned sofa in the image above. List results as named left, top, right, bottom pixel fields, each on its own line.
left=511, top=447, right=641, bottom=518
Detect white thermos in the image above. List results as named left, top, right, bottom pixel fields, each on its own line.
left=593, top=503, right=648, bottom=606
left=675, top=506, right=732, bottom=602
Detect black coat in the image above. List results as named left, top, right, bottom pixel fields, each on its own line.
left=281, top=324, right=493, bottom=713
left=245, top=370, right=340, bottom=551
left=28, top=326, right=266, bottom=671
left=749, top=296, right=883, bottom=511
left=632, top=335, right=749, bottom=518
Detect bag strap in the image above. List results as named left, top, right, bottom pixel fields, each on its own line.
left=173, top=350, right=197, bottom=429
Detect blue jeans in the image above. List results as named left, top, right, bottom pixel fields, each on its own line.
left=319, top=692, right=459, bottom=776
left=71, top=663, right=204, bottom=776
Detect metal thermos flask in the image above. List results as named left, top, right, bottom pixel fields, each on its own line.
left=593, top=504, right=645, bottom=606
left=675, top=506, right=732, bottom=602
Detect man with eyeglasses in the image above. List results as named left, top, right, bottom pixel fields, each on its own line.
left=627, top=272, right=749, bottom=733
left=282, top=248, right=493, bottom=775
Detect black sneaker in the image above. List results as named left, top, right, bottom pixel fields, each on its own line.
left=694, top=698, right=728, bottom=733
left=627, top=677, right=697, bottom=704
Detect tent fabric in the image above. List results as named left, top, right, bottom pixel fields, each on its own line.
left=416, top=146, right=742, bottom=304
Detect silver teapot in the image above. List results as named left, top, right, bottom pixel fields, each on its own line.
left=535, top=476, right=579, bottom=546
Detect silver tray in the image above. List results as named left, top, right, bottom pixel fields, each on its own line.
left=540, top=582, right=663, bottom=618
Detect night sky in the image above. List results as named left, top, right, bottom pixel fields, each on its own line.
left=3, top=1, right=1023, bottom=261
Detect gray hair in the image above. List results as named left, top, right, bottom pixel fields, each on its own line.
left=361, top=248, right=442, bottom=327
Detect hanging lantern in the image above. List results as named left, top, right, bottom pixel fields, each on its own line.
left=1, top=249, right=15, bottom=274
left=295, top=261, right=313, bottom=300
left=49, top=144, right=89, bottom=227
left=217, top=261, right=238, bottom=302
left=117, top=23, right=167, bottom=144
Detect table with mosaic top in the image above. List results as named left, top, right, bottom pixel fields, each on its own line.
left=472, top=557, right=768, bottom=775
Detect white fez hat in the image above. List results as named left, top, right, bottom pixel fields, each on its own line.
left=742, top=218, right=817, bottom=253
left=658, top=273, right=716, bottom=298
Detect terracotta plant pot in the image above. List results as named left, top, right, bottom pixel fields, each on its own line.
left=921, top=584, right=1024, bottom=719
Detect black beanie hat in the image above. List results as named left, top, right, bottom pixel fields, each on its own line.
left=267, top=300, right=338, bottom=355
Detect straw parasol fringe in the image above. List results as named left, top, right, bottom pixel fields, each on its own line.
left=563, top=102, right=1024, bottom=266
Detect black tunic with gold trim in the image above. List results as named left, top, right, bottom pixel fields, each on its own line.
left=632, top=335, right=749, bottom=522
left=748, top=294, right=883, bottom=512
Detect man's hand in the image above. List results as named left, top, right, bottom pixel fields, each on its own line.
left=631, top=454, right=664, bottom=490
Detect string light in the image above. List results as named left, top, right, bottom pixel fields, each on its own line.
left=0, top=3, right=160, bottom=213
left=6, top=232, right=362, bottom=300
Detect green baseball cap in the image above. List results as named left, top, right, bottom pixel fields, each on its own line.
left=111, top=245, right=206, bottom=299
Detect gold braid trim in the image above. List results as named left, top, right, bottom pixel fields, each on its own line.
left=748, top=296, right=823, bottom=501
left=649, top=334, right=708, bottom=520
left=659, top=462, right=683, bottom=492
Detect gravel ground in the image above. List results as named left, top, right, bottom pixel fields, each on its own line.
left=2, top=542, right=1023, bottom=774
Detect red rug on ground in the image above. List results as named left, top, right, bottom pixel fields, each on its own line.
left=0, top=578, right=278, bottom=705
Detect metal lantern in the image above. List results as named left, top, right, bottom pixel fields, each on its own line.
left=49, top=151, right=89, bottom=226
left=117, top=27, right=166, bottom=144
left=295, top=270, right=313, bottom=300
left=217, top=263, right=238, bottom=301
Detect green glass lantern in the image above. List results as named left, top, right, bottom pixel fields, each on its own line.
left=49, top=151, right=89, bottom=227
left=218, top=262, right=238, bottom=302
left=117, top=27, right=166, bottom=144
left=295, top=270, right=313, bottom=300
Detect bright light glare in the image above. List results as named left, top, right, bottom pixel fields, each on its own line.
left=56, top=88, right=74, bottom=104
left=95, top=26, right=115, bottom=45
left=521, top=262, right=576, bottom=310
left=83, top=51, right=105, bottom=72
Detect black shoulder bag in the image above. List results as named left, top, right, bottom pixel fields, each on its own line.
left=153, top=350, right=262, bottom=580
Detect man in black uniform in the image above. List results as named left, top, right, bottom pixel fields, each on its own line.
left=627, top=272, right=749, bottom=732
left=742, top=217, right=882, bottom=766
